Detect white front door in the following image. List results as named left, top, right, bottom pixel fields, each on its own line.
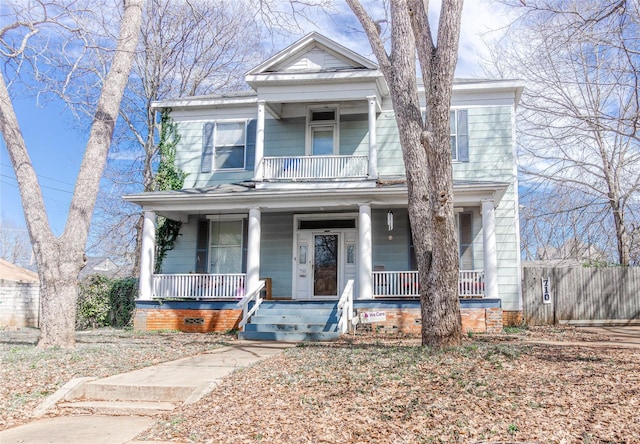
left=294, top=227, right=357, bottom=300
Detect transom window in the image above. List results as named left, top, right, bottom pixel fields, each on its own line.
left=307, top=107, right=338, bottom=156
left=201, top=121, right=246, bottom=172
left=450, top=109, right=468, bottom=162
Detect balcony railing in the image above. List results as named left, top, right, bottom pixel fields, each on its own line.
left=152, top=273, right=246, bottom=299
left=372, top=270, right=485, bottom=298
left=262, top=155, right=368, bottom=181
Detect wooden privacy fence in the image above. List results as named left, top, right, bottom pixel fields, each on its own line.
left=522, top=266, right=640, bottom=326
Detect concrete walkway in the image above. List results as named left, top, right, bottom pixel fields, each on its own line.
left=0, top=341, right=295, bottom=444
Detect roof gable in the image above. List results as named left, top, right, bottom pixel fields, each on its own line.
left=248, top=32, right=378, bottom=75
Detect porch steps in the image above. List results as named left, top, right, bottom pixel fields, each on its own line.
left=239, top=301, right=342, bottom=341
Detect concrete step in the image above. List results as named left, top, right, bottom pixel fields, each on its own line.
left=57, top=400, right=176, bottom=416
left=259, top=301, right=339, bottom=310
left=238, top=331, right=341, bottom=342
left=83, top=378, right=196, bottom=403
left=255, top=306, right=337, bottom=316
left=250, top=314, right=339, bottom=324
left=244, top=322, right=339, bottom=333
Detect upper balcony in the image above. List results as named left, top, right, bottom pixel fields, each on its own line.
left=261, top=155, right=369, bottom=182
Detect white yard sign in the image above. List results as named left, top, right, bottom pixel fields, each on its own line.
left=360, top=311, right=386, bottom=323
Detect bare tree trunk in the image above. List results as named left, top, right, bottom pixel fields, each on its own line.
left=347, top=0, right=463, bottom=347
left=0, top=0, right=143, bottom=347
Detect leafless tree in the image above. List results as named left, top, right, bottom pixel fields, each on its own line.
left=519, top=185, right=614, bottom=264
left=489, top=0, right=640, bottom=265
left=0, top=220, right=32, bottom=265
left=88, top=0, right=266, bottom=273
left=346, top=0, right=464, bottom=347
left=0, top=0, right=143, bottom=347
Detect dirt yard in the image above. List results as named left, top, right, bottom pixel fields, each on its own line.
left=2, top=326, right=639, bottom=443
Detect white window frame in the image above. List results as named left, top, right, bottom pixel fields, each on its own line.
left=207, top=216, right=247, bottom=274
left=305, top=106, right=339, bottom=156
left=202, top=120, right=248, bottom=172
left=450, top=109, right=468, bottom=162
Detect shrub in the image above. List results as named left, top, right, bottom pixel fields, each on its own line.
left=77, top=275, right=138, bottom=330
left=109, top=277, right=137, bottom=328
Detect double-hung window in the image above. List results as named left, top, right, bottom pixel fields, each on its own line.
left=450, top=109, right=469, bottom=162
left=209, top=219, right=246, bottom=274
left=201, top=121, right=246, bottom=173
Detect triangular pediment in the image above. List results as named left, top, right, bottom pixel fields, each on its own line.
left=248, top=32, right=378, bottom=76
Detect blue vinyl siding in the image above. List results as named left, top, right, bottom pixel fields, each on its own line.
left=161, top=216, right=198, bottom=274
left=372, top=208, right=412, bottom=271
left=339, top=114, right=369, bottom=156
left=260, top=213, right=294, bottom=298
left=264, top=117, right=305, bottom=157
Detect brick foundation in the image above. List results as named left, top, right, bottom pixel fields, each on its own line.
left=354, top=305, right=504, bottom=335
left=133, top=300, right=505, bottom=335
left=134, top=301, right=242, bottom=333
left=502, top=310, right=524, bottom=327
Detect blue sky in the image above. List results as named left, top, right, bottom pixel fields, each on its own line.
left=0, top=0, right=508, bottom=239
left=1, top=96, right=87, bottom=236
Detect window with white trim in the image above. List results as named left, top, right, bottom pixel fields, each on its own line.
left=201, top=121, right=246, bottom=172
left=307, top=108, right=338, bottom=155
left=450, top=109, right=468, bottom=162
left=209, top=219, right=245, bottom=273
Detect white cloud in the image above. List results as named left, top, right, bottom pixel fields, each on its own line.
left=272, top=0, right=513, bottom=78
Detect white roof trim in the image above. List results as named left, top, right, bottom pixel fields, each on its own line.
left=247, top=32, right=378, bottom=76
left=151, top=95, right=257, bottom=110
left=124, top=181, right=510, bottom=213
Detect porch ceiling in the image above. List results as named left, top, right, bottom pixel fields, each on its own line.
left=123, top=180, right=509, bottom=216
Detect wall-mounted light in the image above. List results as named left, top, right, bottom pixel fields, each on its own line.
left=387, top=210, right=394, bottom=231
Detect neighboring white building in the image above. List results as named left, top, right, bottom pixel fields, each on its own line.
left=125, top=33, right=523, bottom=337
left=0, top=259, right=39, bottom=329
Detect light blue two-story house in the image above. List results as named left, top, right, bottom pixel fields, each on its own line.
left=125, top=33, right=523, bottom=340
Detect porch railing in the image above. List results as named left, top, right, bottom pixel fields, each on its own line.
left=152, top=273, right=246, bottom=299
left=372, top=270, right=485, bottom=298
left=373, top=271, right=420, bottom=297
left=458, top=270, right=485, bottom=298
left=262, top=155, right=368, bottom=181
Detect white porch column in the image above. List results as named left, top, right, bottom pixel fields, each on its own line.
left=367, top=96, right=378, bottom=180
left=138, top=210, right=156, bottom=301
left=358, top=204, right=373, bottom=299
left=253, top=100, right=265, bottom=181
left=247, top=208, right=262, bottom=295
left=482, top=199, right=499, bottom=298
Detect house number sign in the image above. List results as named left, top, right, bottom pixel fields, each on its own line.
left=541, top=277, right=551, bottom=304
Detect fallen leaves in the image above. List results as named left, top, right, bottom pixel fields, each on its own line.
left=2, top=326, right=639, bottom=443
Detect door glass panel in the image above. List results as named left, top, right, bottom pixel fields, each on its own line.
left=314, top=234, right=338, bottom=296
left=312, top=128, right=334, bottom=155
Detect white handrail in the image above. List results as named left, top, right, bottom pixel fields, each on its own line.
left=337, top=279, right=354, bottom=334
left=236, top=280, right=266, bottom=329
